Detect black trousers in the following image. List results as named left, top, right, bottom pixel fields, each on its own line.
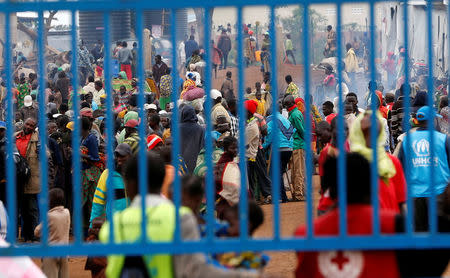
left=414, top=190, right=446, bottom=232
left=20, top=193, right=39, bottom=241
left=279, top=150, right=292, bottom=202
left=221, top=52, right=229, bottom=69
left=247, top=149, right=272, bottom=199
left=286, top=50, right=296, bottom=65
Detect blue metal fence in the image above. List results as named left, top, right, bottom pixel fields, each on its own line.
left=0, top=0, right=448, bottom=259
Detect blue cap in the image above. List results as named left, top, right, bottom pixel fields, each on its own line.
left=416, top=106, right=442, bottom=121
left=0, top=121, right=6, bottom=129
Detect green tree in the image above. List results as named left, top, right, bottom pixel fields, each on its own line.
left=280, top=6, right=327, bottom=35
left=279, top=6, right=327, bottom=64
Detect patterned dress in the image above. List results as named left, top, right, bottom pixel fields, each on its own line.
left=16, top=82, right=30, bottom=109
left=159, top=74, right=172, bottom=110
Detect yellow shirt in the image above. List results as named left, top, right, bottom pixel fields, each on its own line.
left=256, top=99, right=266, bottom=116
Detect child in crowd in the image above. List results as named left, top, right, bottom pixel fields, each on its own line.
left=214, top=201, right=268, bottom=271
left=84, top=217, right=107, bottom=278
left=214, top=136, right=240, bottom=220
left=34, top=188, right=70, bottom=278
left=254, top=85, right=266, bottom=116
left=245, top=87, right=252, bottom=96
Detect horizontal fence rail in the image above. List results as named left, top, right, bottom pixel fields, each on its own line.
left=0, top=0, right=448, bottom=269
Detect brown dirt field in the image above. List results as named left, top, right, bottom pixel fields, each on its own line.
left=211, top=64, right=324, bottom=96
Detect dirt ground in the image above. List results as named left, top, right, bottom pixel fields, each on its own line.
left=211, top=63, right=324, bottom=96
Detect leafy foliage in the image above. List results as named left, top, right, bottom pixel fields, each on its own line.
left=279, top=6, right=327, bottom=64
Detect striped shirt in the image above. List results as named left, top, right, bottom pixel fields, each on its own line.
left=230, top=114, right=239, bottom=138
left=90, top=170, right=129, bottom=226
left=123, top=132, right=140, bottom=155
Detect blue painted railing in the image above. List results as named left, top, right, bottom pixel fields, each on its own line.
left=0, top=0, right=447, bottom=259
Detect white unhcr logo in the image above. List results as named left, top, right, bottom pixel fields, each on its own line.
left=413, top=139, right=430, bottom=157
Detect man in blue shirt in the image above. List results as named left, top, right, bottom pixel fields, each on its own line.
left=398, top=106, right=450, bottom=231
left=184, top=35, right=199, bottom=60
left=263, top=104, right=294, bottom=203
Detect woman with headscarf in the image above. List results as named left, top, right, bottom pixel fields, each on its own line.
left=179, top=105, right=205, bottom=173
left=180, top=78, right=196, bottom=99
left=214, top=136, right=240, bottom=218
left=375, top=90, right=389, bottom=119
left=145, top=72, right=159, bottom=97
left=116, top=111, right=139, bottom=144
left=349, top=111, right=407, bottom=213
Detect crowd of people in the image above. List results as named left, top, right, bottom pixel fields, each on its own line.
left=0, top=22, right=448, bottom=278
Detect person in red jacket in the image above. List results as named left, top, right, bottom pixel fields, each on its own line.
left=295, top=153, right=401, bottom=278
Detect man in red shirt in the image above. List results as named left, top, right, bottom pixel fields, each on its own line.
left=322, top=101, right=336, bottom=124
left=15, top=117, right=41, bottom=241
left=295, top=153, right=401, bottom=278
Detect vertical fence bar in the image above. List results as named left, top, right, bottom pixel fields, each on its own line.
left=269, top=6, right=280, bottom=241
left=203, top=7, right=215, bottom=242
left=71, top=9, right=82, bottom=244
left=169, top=9, right=181, bottom=243
left=37, top=11, right=49, bottom=245
left=5, top=11, right=17, bottom=243
left=169, top=8, right=181, bottom=242
left=237, top=6, right=249, bottom=241
left=369, top=1, right=380, bottom=237
left=302, top=4, right=313, bottom=239
left=402, top=0, right=413, bottom=235
left=448, top=2, right=450, bottom=126
left=135, top=9, right=148, bottom=243
left=336, top=3, right=347, bottom=238
left=103, top=11, right=115, bottom=243
left=426, top=0, right=437, bottom=235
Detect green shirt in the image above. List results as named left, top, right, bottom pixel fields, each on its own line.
left=285, top=39, right=293, bottom=51
left=288, top=107, right=305, bottom=150
left=100, top=203, right=190, bottom=278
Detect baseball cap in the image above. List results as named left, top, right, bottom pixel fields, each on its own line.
left=115, top=143, right=132, bottom=156
left=416, top=106, right=442, bottom=122
left=144, top=103, right=157, bottom=110
left=0, top=121, right=6, bottom=130
left=210, top=89, right=222, bottom=100
left=24, top=95, right=33, bottom=107
left=124, top=119, right=139, bottom=128
left=159, top=110, right=168, bottom=117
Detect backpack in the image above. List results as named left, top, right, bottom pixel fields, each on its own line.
left=13, top=153, right=31, bottom=197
